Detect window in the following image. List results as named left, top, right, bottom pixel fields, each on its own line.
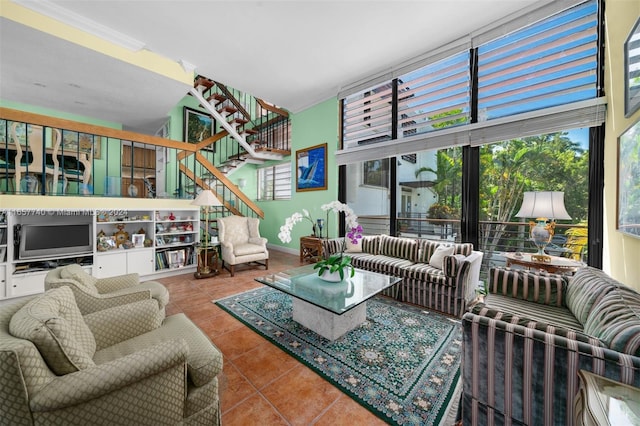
left=258, top=163, right=291, bottom=201
left=363, top=159, right=390, bottom=188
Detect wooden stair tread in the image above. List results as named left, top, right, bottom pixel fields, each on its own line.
left=218, top=105, right=238, bottom=115
left=255, top=147, right=291, bottom=155
left=194, top=76, right=214, bottom=89
left=242, top=129, right=259, bottom=135
left=207, top=93, right=227, bottom=105
left=227, top=152, right=248, bottom=160
left=229, top=117, right=248, bottom=125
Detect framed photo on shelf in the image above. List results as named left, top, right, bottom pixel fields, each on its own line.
left=132, top=233, right=145, bottom=248
left=183, top=106, right=215, bottom=151
left=296, top=143, right=327, bottom=192
left=617, top=118, right=640, bottom=238
left=155, top=237, right=165, bottom=247
left=168, top=249, right=186, bottom=269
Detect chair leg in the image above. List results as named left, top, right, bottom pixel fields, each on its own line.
left=265, top=259, right=269, bottom=270
left=230, top=265, right=235, bottom=277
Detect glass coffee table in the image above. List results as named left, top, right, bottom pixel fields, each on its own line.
left=255, top=265, right=401, bottom=340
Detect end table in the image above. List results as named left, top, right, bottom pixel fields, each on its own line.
left=300, top=236, right=323, bottom=263
left=194, top=243, right=219, bottom=279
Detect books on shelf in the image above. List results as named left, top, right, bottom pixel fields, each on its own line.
left=156, top=246, right=195, bottom=270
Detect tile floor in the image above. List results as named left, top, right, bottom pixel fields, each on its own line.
left=157, top=250, right=388, bottom=426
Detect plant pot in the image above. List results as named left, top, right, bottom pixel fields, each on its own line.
left=318, top=269, right=346, bottom=282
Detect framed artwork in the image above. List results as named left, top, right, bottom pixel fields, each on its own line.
left=155, top=237, right=165, bottom=246
left=617, top=118, right=640, bottom=238
left=168, top=249, right=186, bottom=269
left=183, top=107, right=214, bottom=151
left=61, top=130, right=101, bottom=159
left=296, top=143, right=327, bottom=192
left=624, top=17, right=640, bottom=117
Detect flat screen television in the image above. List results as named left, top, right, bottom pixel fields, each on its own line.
left=18, top=223, right=93, bottom=260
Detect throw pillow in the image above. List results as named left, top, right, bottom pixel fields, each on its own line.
left=9, top=286, right=96, bottom=375
left=429, top=244, right=455, bottom=270
left=345, top=237, right=362, bottom=253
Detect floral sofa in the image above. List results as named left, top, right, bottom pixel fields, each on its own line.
left=462, top=266, right=640, bottom=425
left=1, top=286, right=222, bottom=425
left=322, top=234, right=483, bottom=317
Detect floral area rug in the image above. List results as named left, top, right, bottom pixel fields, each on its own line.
left=215, top=286, right=462, bottom=425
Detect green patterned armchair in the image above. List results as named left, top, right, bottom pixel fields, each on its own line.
left=1, top=286, right=222, bottom=425
left=44, top=264, right=169, bottom=319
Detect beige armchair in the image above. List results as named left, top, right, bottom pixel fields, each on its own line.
left=2, top=286, right=222, bottom=425
left=45, top=264, right=169, bottom=318
left=217, top=215, right=269, bottom=276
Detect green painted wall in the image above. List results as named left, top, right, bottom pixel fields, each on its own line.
left=257, top=98, right=339, bottom=252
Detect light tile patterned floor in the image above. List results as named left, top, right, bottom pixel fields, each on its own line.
left=156, top=250, right=388, bottom=426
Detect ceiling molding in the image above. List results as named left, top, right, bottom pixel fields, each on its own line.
left=13, top=0, right=146, bottom=52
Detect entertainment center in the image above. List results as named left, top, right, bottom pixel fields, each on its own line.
left=0, top=208, right=200, bottom=300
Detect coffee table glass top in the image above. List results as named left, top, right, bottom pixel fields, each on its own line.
left=255, top=265, right=401, bottom=315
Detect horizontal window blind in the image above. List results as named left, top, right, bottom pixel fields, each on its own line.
left=342, top=82, right=393, bottom=149
left=257, top=163, right=291, bottom=200
left=477, top=1, right=598, bottom=120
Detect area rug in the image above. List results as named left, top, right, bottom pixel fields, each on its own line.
left=215, top=286, right=462, bottom=425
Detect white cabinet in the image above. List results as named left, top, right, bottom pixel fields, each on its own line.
left=94, top=249, right=154, bottom=278
left=0, top=208, right=200, bottom=301
left=0, top=265, right=5, bottom=299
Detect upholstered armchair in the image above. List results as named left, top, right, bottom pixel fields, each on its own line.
left=44, top=264, right=169, bottom=318
left=217, top=215, right=269, bottom=276
left=2, top=286, right=223, bottom=425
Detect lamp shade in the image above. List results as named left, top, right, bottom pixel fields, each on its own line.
left=191, top=189, right=222, bottom=207
left=515, top=191, right=571, bottom=220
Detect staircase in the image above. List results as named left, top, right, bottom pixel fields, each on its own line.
left=176, top=76, right=291, bottom=226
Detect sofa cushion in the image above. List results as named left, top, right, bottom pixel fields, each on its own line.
left=234, top=242, right=265, bottom=256
left=416, top=240, right=473, bottom=263
left=59, top=264, right=99, bottom=295
left=9, top=286, right=96, bottom=375
left=345, top=237, right=362, bottom=253
left=485, top=293, right=584, bottom=331
left=349, top=254, right=412, bottom=277
left=487, top=267, right=567, bottom=306
left=566, top=266, right=618, bottom=324
left=93, top=313, right=222, bottom=387
left=403, top=263, right=449, bottom=286
left=429, top=244, right=454, bottom=269
left=583, top=285, right=640, bottom=356
left=379, top=235, right=418, bottom=262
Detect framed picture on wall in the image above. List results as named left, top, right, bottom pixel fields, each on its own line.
left=183, top=107, right=215, bottom=152
left=617, top=118, right=640, bottom=238
left=624, top=17, right=640, bottom=117
left=61, top=130, right=101, bottom=159
left=296, top=143, right=327, bottom=192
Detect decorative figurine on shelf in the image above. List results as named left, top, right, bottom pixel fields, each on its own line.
left=168, top=212, right=176, bottom=221
left=114, top=224, right=129, bottom=248
left=185, top=222, right=193, bottom=231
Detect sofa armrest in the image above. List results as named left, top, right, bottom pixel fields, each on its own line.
left=95, top=273, right=140, bottom=293
left=30, top=339, right=189, bottom=412
left=445, top=250, right=483, bottom=303
left=462, top=311, right=640, bottom=425
left=84, top=300, right=163, bottom=349
left=487, top=266, right=567, bottom=306
left=321, top=238, right=343, bottom=258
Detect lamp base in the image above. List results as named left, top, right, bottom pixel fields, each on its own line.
left=531, top=253, right=552, bottom=263
left=194, top=269, right=217, bottom=279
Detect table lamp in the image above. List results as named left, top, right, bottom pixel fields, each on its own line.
left=191, top=189, right=222, bottom=278
left=515, top=191, right=571, bottom=263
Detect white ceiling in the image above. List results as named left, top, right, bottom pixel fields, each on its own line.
left=1, top=0, right=540, bottom=134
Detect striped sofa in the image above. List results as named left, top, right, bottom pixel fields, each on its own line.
left=462, top=266, right=640, bottom=425
left=322, top=235, right=483, bottom=317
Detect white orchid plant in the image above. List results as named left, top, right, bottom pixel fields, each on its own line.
left=278, top=201, right=362, bottom=281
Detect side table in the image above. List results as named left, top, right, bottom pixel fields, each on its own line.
left=574, top=370, right=640, bottom=425
left=194, top=243, right=219, bottom=279
left=503, top=252, right=583, bottom=275
left=300, top=236, right=323, bottom=263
